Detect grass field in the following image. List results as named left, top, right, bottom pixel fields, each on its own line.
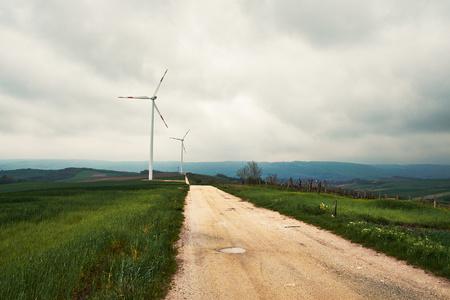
left=334, top=178, right=450, bottom=205
left=216, top=184, right=450, bottom=279
left=2, top=173, right=448, bottom=297
left=186, top=172, right=238, bottom=185
left=0, top=179, right=188, bottom=299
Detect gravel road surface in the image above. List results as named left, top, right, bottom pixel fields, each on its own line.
left=166, top=185, right=450, bottom=299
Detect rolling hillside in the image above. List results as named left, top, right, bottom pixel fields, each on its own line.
left=1, top=159, right=450, bottom=181
left=0, top=168, right=140, bottom=182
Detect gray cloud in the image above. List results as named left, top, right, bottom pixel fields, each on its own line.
left=271, top=1, right=378, bottom=46
left=1, top=0, right=449, bottom=164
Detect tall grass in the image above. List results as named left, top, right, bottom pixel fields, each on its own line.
left=217, top=184, right=450, bottom=279
left=0, top=180, right=188, bottom=299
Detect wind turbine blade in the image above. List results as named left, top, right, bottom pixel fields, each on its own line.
left=183, top=129, right=190, bottom=139
left=183, top=144, right=187, bottom=153
left=154, top=102, right=169, bottom=128
left=170, top=137, right=182, bottom=141
left=118, top=96, right=151, bottom=99
left=152, top=69, right=168, bottom=98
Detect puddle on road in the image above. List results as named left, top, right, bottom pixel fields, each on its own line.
left=219, top=247, right=246, bottom=254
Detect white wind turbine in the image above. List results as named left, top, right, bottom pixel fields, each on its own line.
left=170, top=129, right=190, bottom=174
left=119, top=69, right=169, bottom=180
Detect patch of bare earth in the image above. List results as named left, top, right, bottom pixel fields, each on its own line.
left=166, top=185, right=450, bottom=300
left=76, top=176, right=146, bottom=182
left=154, top=172, right=182, bottom=178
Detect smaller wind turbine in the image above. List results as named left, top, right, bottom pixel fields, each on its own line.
left=170, top=129, right=190, bottom=174
left=119, top=69, right=169, bottom=180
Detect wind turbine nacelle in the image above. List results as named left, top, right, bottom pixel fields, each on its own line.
left=150, top=96, right=157, bottom=100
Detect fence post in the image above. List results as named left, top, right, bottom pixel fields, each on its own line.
left=289, top=177, right=293, bottom=190
left=434, top=196, right=437, bottom=208
left=298, top=179, right=302, bottom=192
left=334, top=200, right=337, bottom=217
left=317, top=181, right=322, bottom=194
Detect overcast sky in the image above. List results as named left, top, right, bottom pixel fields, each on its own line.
left=1, top=0, right=449, bottom=164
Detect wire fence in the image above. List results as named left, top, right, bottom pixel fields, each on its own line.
left=264, top=176, right=442, bottom=208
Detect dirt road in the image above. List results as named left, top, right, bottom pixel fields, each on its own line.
left=166, top=185, right=450, bottom=299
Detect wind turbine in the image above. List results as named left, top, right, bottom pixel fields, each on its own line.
left=170, top=129, right=190, bottom=174
left=119, top=69, right=169, bottom=180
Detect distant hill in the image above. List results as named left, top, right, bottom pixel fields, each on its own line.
left=256, top=161, right=450, bottom=181
left=1, top=159, right=450, bottom=181
left=0, top=167, right=140, bottom=182
left=0, top=159, right=147, bottom=172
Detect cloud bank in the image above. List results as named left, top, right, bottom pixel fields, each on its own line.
left=1, top=0, right=449, bottom=164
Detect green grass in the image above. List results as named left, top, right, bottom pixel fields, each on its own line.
left=154, top=175, right=186, bottom=181
left=216, top=184, right=450, bottom=279
left=63, top=169, right=139, bottom=181
left=0, top=178, right=152, bottom=193
left=0, top=180, right=188, bottom=299
left=0, top=181, right=78, bottom=193
left=186, top=172, right=238, bottom=185
left=0, top=167, right=141, bottom=182
left=337, top=178, right=450, bottom=204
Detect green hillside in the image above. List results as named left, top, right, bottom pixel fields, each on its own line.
left=335, top=177, right=450, bottom=205
left=186, top=172, right=238, bottom=185
left=0, top=168, right=141, bottom=183
left=2, top=159, right=450, bottom=181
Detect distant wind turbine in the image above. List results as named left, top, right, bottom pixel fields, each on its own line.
left=119, top=69, right=169, bottom=180
left=170, top=129, right=190, bottom=174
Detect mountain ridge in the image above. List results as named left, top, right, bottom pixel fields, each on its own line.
left=1, top=159, right=449, bottom=181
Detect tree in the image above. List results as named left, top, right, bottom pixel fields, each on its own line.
left=236, top=161, right=262, bottom=184
left=247, top=161, right=262, bottom=184
left=0, top=175, right=15, bottom=184
left=236, top=165, right=249, bottom=184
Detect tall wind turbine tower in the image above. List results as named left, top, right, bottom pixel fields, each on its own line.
left=119, top=69, right=169, bottom=180
left=170, top=129, right=190, bottom=174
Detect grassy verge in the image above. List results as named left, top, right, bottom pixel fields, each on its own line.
left=186, top=172, right=238, bottom=185
left=154, top=175, right=186, bottom=181
left=216, top=184, right=450, bottom=279
left=0, top=180, right=188, bottom=299
left=335, top=178, right=450, bottom=206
